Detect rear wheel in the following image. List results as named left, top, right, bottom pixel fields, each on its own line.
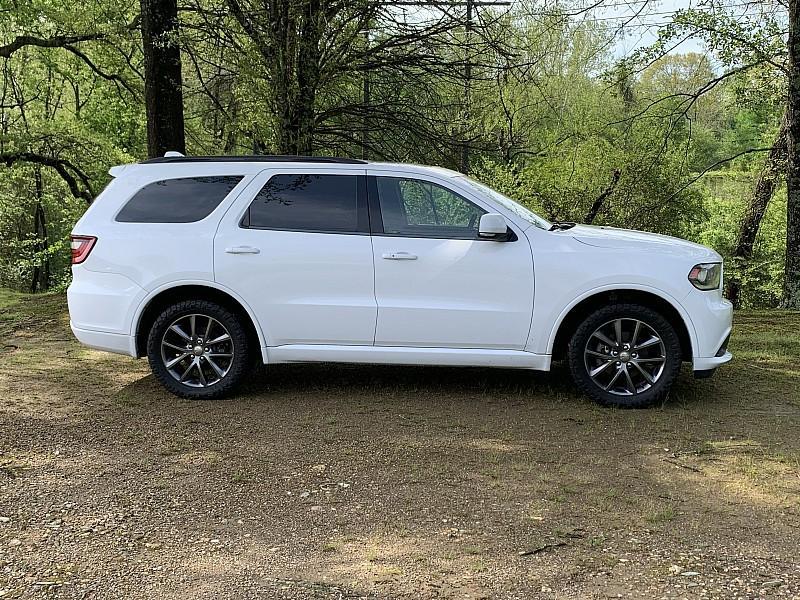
left=567, top=303, right=682, bottom=408
left=147, top=300, right=251, bottom=399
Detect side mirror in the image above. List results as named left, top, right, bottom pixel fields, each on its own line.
left=478, top=213, right=510, bottom=241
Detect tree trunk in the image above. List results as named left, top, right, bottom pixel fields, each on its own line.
left=459, top=0, right=473, bottom=174
left=292, top=0, right=322, bottom=155
left=140, top=0, right=186, bottom=158
left=785, top=0, right=800, bottom=308
left=727, top=115, right=788, bottom=307
left=30, top=167, right=49, bottom=293
left=269, top=0, right=322, bottom=155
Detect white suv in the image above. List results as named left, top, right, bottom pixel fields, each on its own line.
left=68, top=155, right=732, bottom=407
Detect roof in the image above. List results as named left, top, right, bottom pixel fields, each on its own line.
left=110, top=153, right=462, bottom=180
left=140, top=155, right=367, bottom=165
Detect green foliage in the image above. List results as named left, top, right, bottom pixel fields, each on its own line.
left=691, top=173, right=787, bottom=308
left=0, top=163, right=84, bottom=291
left=0, top=0, right=789, bottom=306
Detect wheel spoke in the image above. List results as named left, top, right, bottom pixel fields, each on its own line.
left=205, top=356, right=226, bottom=379
left=163, top=341, right=187, bottom=352
left=170, top=324, right=191, bottom=341
left=631, top=360, right=655, bottom=384
left=604, top=366, right=624, bottom=390
left=207, top=352, right=233, bottom=358
left=204, top=316, right=213, bottom=342
left=592, top=330, right=617, bottom=348
left=586, top=349, right=610, bottom=359
left=189, top=315, right=197, bottom=339
left=623, top=365, right=636, bottom=394
left=634, top=336, right=661, bottom=350
left=614, top=319, right=623, bottom=346
left=179, top=359, right=196, bottom=382
left=165, top=353, right=190, bottom=369
left=590, top=360, right=615, bottom=377
left=208, top=333, right=231, bottom=344
left=635, top=356, right=665, bottom=364
left=631, top=320, right=641, bottom=347
left=196, top=361, right=208, bottom=386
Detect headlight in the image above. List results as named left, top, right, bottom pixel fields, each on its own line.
left=688, top=262, right=721, bottom=290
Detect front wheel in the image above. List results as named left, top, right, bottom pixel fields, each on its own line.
left=567, top=303, right=682, bottom=408
left=147, top=300, right=251, bottom=399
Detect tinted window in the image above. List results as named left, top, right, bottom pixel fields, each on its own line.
left=376, top=177, right=485, bottom=239
left=116, top=176, right=243, bottom=223
left=244, top=174, right=362, bottom=233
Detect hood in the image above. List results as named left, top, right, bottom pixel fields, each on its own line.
left=569, top=225, right=721, bottom=261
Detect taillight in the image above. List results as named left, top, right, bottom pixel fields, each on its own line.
left=70, top=235, right=97, bottom=264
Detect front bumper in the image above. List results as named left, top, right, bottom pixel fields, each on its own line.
left=693, top=351, right=733, bottom=372
left=685, top=290, right=733, bottom=373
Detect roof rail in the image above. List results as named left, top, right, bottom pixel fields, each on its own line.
left=140, top=155, right=367, bottom=165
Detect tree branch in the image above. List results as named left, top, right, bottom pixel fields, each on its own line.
left=0, top=152, right=94, bottom=202
left=585, top=169, right=621, bottom=224
left=63, top=44, right=138, bottom=97
left=0, top=33, right=104, bottom=59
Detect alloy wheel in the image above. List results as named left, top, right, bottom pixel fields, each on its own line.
left=160, top=313, right=235, bottom=388
left=583, top=318, right=667, bottom=396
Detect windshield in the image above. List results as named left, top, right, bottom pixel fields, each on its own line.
left=458, top=176, right=551, bottom=230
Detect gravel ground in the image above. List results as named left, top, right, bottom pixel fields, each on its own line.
left=0, top=293, right=799, bottom=599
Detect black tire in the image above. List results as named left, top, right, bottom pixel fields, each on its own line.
left=567, top=303, right=682, bottom=408
left=147, top=299, right=251, bottom=399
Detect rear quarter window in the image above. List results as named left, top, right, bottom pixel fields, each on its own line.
left=115, top=176, right=243, bottom=223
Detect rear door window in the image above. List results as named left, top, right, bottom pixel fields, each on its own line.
left=242, top=174, right=367, bottom=234
left=116, top=176, right=243, bottom=223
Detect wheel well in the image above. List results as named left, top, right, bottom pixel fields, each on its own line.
left=550, top=290, right=693, bottom=362
left=134, top=285, right=261, bottom=358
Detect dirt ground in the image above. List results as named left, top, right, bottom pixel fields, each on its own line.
left=0, top=291, right=799, bottom=599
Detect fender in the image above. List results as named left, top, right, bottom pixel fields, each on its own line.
left=540, top=282, right=699, bottom=358
left=129, top=279, right=271, bottom=360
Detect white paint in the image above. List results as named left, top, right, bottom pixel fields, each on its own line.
left=69, top=158, right=733, bottom=381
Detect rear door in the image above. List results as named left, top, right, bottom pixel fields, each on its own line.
left=215, top=168, right=376, bottom=346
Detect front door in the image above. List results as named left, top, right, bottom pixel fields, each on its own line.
left=369, top=173, right=534, bottom=350
left=215, top=168, right=376, bottom=346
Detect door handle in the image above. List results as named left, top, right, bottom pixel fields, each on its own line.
left=225, top=246, right=261, bottom=254
left=382, top=252, right=417, bottom=260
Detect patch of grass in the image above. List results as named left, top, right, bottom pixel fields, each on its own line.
left=470, top=558, right=487, bottom=573
left=729, top=312, right=800, bottom=380
left=230, top=471, right=248, bottom=483
left=589, top=535, right=606, bottom=548
left=646, top=506, right=677, bottom=524
left=0, top=288, right=23, bottom=310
